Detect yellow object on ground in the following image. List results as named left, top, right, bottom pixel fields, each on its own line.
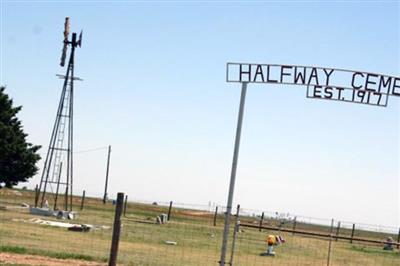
left=267, top=235, right=276, bottom=245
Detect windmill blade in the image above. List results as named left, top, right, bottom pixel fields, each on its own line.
left=77, top=30, right=82, bottom=47
left=60, top=44, right=67, bottom=66
left=63, top=17, right=70, bottom=42
left=60, top=17, right=70, bottom=67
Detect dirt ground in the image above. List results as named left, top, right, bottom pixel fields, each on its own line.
left=0, top=252, right=106, bottom=266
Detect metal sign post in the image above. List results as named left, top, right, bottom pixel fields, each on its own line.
left=219, top=62, right=399, bottom=265
left=219, top=82, right=247, bottom=266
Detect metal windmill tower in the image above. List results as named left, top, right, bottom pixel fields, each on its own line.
left=36, top=17, right=82, bottom=211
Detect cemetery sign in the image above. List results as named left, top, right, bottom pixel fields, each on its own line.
left=226, top=62, right=400, bottom=107
left=220, top=61, right=400, bottom=266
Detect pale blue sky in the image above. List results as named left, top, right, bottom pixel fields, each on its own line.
left=1, top=1, right=399, bottom=227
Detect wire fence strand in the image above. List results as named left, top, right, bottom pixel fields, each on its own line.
left=1, top=188, right=399, bottom=265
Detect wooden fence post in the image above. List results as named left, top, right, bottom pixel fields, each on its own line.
left=350, top=224, right=355, bottom=244
left=80, top=190, right=86, bottom=210
left=103, top=145, right=111, bottom=204
left=397, top=228, right=400, bottom=249
left=167, top=201, right=173, bottom=221
left=259, top=212, right=264, bottom=232
left=213, top=206, right=218, bottom=226
left=34, top=184, right=39, bottom=207
left=108, top=192, right=124, bottom=266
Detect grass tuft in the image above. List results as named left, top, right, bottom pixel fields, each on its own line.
left=40, top=251, right=95, bottom=261
left=0, top=245, right=27, bottom=254
left=350, top=245, right=400, bottom=257
left=0, top=244, right=104, bottom=262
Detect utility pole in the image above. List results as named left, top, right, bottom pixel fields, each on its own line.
left=103, top=145, right=111, bottom=204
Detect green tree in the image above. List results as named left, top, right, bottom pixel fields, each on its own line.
left=0, top=86, right=41, bottom=188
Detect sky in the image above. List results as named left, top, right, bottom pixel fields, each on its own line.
left=1, top=0, right=399, bottom=228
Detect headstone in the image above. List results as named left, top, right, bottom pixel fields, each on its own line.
left=383, top=237, right=394, bottom=251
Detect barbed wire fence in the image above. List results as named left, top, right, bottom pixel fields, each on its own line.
left=119, top=199, right=222, bottom=265
left=116, top=197, right=400, bottom=265
left=0, top=188, right=113, bottom=264
left=1, top=188, right=399, bottom=265
left=233, top=206, right=400, bottom=266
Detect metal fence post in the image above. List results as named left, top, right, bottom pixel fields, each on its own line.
left=292, top=216, right=297, bottom=235
left=350, top=224, right=355, bottom=244
left=229, top=205, right=240, bottom=266
left=109, top=192, right=124, bottom=266
left=397, top=228, right=400, bottom=249
left=123, top=195, right=128, bottom=217
left=327, top=219, right=334, bottom=266
left=259, top=212, right=264, bottom=232
left=213, top=206, right=218, bottom=227
left=167, top=201, right=173, bottom=221
left=335, top=221, right=341, bottom=241
left=80, top=190, right=85, bottom=210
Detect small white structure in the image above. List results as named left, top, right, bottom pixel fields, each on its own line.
left=29, top=207, right=76, bottom=220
